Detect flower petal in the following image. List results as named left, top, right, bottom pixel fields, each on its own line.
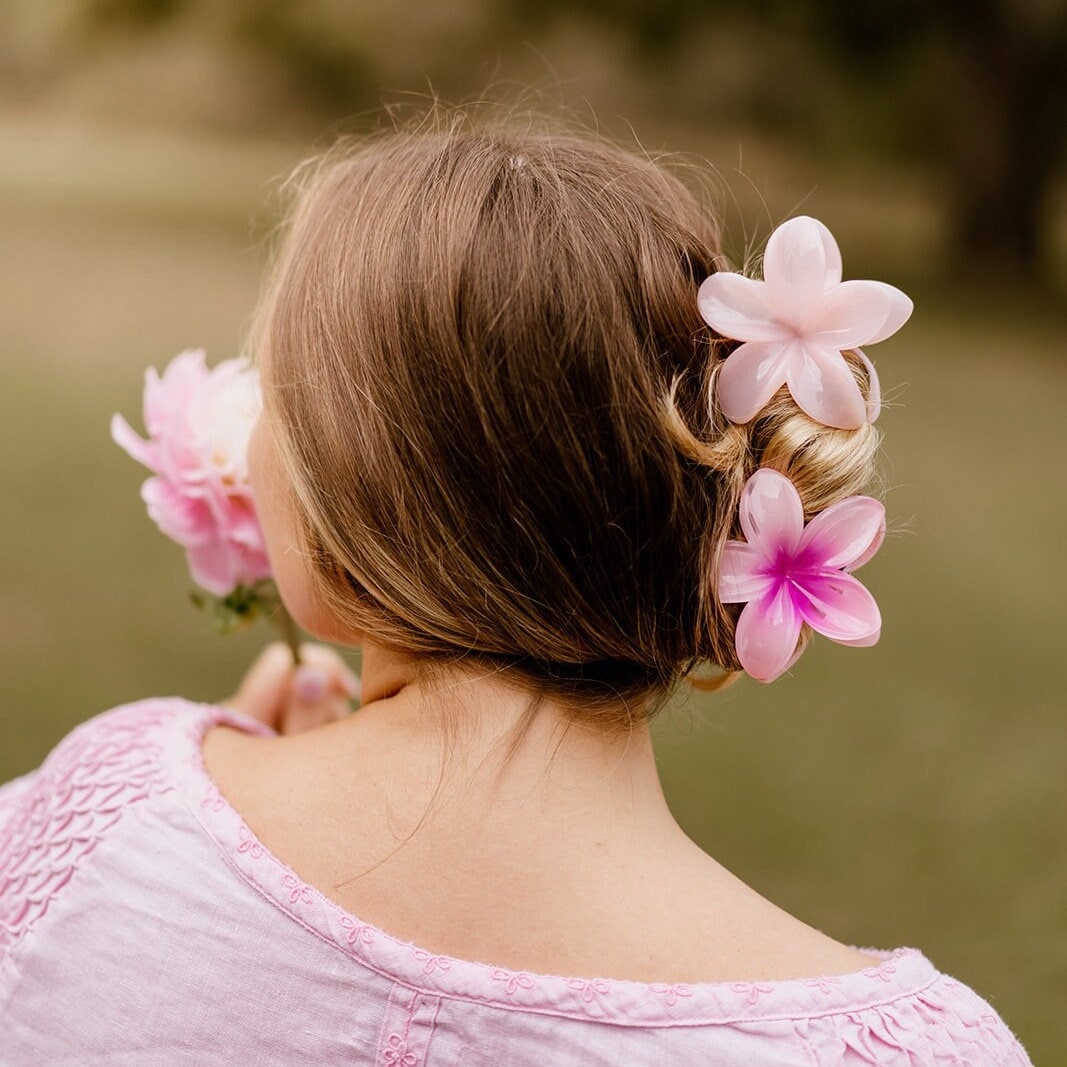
left=110, top=413, right=158, bottom=471
left=865, top=283, right=912, bottom=344
left=206, top=491, right=265, bottom=552
left=738, top=468, right=805, bottom=557
left=784, top=342, right=867, bottom=429
left=241, top=544, right=274, bottom=586
left=145, top=349, right=208, bottom=437
left=854, top=348, right=881, bottom=423
left=716, top=340, right=791, bottom=424
left=834, top=627, right=882, bottom=649
left=798, top=495, right=885, bottom=571
left=697, top=273, right=790, bottom=342
left=718, top=542, right=775, bottom=603
left=808, top=280, right=912, bottom=349
left=735, top=585, right=803, bottom=683
left=185, top=540, right=243, bottom=597
left=141, top=477, right=216, bottom=547
left=794, top=571, right=881, bottom=645
left=847, top=511, right=885, bottom=571
left=764, top=217, right=842, bottom=317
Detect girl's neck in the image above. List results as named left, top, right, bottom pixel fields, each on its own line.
left=205, top=639, right=881, bottom=983
left=346, top=640, right=673, bottom=831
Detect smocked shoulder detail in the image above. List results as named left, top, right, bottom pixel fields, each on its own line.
left=0, top=699, right=181, bottom=957
left=164, top=697, right=1029, bottom=1064
left=0, top=773, right=37, bottom=832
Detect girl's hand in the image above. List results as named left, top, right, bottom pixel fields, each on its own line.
left=222, top=642, right=360, bottom=735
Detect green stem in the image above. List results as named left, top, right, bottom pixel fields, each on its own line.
left=276, top=602, right=303, bottom=666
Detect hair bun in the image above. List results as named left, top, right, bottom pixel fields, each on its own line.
left=256, top=121, right=901, bottom=723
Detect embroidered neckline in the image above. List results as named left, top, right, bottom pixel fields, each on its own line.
left=164, top=697, right=940, bottom=1026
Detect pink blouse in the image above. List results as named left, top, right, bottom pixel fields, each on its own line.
left=0, top=698, right=1032, bottom=1065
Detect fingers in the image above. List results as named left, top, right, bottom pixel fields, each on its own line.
left=295, top=643, right=362, bottom=700
left=281, top=644, right=361, bottom=735
left=222, top=641, right=361, bottom=736
left=222, top=642, right=293, bottom=728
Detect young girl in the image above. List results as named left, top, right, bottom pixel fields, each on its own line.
left=0, top=118, right=1031, bottom=1064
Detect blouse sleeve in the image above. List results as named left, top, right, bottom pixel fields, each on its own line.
left=0, top=771, right=38, bottom=832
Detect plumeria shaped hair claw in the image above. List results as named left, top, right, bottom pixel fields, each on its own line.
left=718, top=468, right=885, bottom=683
left=697, top=216, right=913, bottom=430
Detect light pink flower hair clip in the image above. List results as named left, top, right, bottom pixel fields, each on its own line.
left=718, top=469, right=885, bottom=682
left=697, top=216, right=912, bottom=430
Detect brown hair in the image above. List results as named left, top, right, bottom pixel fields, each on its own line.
left=253, top=114, right=879, bottom=727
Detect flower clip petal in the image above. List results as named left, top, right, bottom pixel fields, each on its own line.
left=696, top=274, right=789, bottom=343
left=697, top=216, right=912, bottom=429
left=798, top=495, right=886, bottom=572
left=784, top=341, right=868, bottom=430
left=735, top=586, right=803, bottom=684
left=719, top=469, right=885, bottom=682
left=764, top=216, right=842, bottom=313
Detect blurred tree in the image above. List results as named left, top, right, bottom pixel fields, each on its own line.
left=48, top=0, right=1067, bottom=282
left=931, top=0, right=1067, bottom=284
left=73, top=0, right=374, bottom=117
left=801, top=0, right=1067, bottom=283
left=83, top=0, right=185, bottom=25
left=509, top=0, right=1067, bottom=284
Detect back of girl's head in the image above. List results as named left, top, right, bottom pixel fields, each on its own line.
left=254, top=112, right=879, bottom=727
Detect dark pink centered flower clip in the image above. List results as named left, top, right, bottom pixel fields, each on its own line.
left=697, top=216, right=912, bottom=430
left=718, top=469, right=885, bottom=683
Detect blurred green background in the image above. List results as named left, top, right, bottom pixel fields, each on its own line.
left=1, top=1, right=1064, bottom=1059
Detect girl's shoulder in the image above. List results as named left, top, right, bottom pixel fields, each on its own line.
left=190, top=708, right=1032, bottom=1064
left=0, top=697, right=243, bottom=829
left=0, top=699, right=1033, bottom=1065
left=0, top=697, right=258, bottom=957
left=0, top=698, right=184, bottom=838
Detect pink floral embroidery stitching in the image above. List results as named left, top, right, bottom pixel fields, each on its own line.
left=731, top=981, right=774, bottom=1006
left=864, top=961, right=898, bottom=983
left=236, top=823, right=264, bottom=859
left=802, top=976, right=842, bottom=995
left=380, top=1033, right=417, bottom=1066
left=566, top=978, right=610, bottom=1003
left=650, top=983, right=694, bottom=1007
left=490, top=969, right=536, bottom=996
left=200, top=787, right=225, bottom=813
left=341, top=916, right=376, bottom=947
left=176, top=702, right=947, bottom=1030
left=282, top=873, right=313, bottom=907
left=413, top=950, right=451, bottom=975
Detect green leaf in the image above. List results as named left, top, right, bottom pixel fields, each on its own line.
left=188, top=579, right=285, bottom=636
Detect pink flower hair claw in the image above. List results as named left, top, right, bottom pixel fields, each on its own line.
left=697, top=216, right=913, bottom=430
left=718, top=469, right=885, bottom=683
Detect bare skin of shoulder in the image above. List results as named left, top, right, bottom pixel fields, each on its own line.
left=206, top=644, right=876, bottom=986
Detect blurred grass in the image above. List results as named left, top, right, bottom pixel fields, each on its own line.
left=1, top=111, right=1063, bottom=1060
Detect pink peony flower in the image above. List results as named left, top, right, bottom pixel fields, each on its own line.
left=717, top=468, right=885, bottom=682
left=111, top=349, right=272, bottom=597
left=697, top=216, right=913, bottom=430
